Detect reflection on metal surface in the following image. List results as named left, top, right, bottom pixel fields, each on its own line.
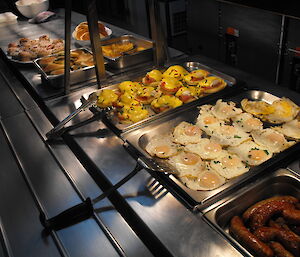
left=146, top=178, right=168, bottom=200
left=0, top=217, right=12, bottom=257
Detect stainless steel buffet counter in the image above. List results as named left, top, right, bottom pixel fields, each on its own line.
left=0, top=8, right=300, bottom=257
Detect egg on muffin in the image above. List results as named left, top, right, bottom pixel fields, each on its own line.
left=159, top=77, right=183, bottom=95
left=96, top=89, right=119, bottom=108
left=197, top=76, right=227, bottom=94
left=162, top=65, right=189, bottom=80
left=117, top=104, right=149, bottom=124
left=142, top=69, right=163, bottom=87
left=151, top=95, right=183, bottom=113
left=175, top=85, right=198, bottom=103
left=183, top=69, right=210, bottom=86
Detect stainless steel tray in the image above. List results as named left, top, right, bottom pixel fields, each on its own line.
left=95, top=60, right=239, bottom=134
left=202, top=168, right=300, bottom=257
left=33, top=48, right=98, bottom=89
left=121, top=90, right=300, bottom=210
left=100, top=34, right=153, bottom=69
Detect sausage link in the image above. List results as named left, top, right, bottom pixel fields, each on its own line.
left=243, top=196, right=298, bottom=222
left=254, top=227, right=300, bottom=256
left=230, top=216, right=274, bottom=257
left=283, top=208, right=300, bottom=225
left=269, top=241, right=294, bottom=257
left=249, top=202, right=295, bottom=230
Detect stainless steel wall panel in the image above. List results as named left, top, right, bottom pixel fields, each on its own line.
left=187, top=0, right=220, bottom=60
left=279, top=18, right=300, bottom=88
left=219, top=2, right=282, bottom=81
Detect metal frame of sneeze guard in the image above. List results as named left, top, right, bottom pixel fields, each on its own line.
left=63, top=0, right=106, bottom=94
left=148, top=0, right=169, bottom=68
left=46, top=0, right=106, bottom=139
left=46, top=0, right=169, bottom=139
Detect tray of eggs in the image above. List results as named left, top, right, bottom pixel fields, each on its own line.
left=121, top=89, right=300, bottom=209
left=33, top=48, right=97, bottom=88
left=94, top=62, right=238, bottom=133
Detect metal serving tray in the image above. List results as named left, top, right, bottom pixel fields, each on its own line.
left=33, top=48, right=98, bottom=89
left=202, top=168, right=300, bottom=257
left=93, top=60, right=239, bottom=134
left=100, top=34, right=153, bottom=69
left=122, top=90, right=300, bottom=210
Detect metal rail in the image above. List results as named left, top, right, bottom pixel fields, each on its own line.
left=87, top=0, right=106, bottom=88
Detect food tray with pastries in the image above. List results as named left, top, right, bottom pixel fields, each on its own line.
left=33, top=48, right=99, bottom=88
left=91, top=61, right=240, bottom=134
left=203, top=168, right=300, bottom=257
left=99, top=35, right=153, bottom=69
left=121, top=89, right=300, bottom=210
left=6, top=34, right=64, bottom=64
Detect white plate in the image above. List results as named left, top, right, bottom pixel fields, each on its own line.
left=72, top=26, right=112, bottom=46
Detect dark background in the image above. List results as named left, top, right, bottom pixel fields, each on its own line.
left=2, top=0, right=300, bottom=91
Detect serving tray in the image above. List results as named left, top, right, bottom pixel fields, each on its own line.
left=33, top=48, right=99, bottom=88
left=121, top=90, right=300, bottom=210
left=91, top=60, right=241, bottom=135
left=202, top=168, right=300, bottom=256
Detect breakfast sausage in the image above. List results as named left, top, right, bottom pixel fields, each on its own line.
left=230, top=216, right=274, bottom=257
left=254, top=227, right=300, bottom=256
left=269, top=241, right=294, bottom=257
left=243, top=196, right=298, bottom=222
left=249, top=202, right=295, bottom=230
left=283, top=208, right=300, bottom=225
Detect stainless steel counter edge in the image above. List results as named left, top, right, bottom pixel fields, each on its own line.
left=0, top=106, right=153, bottom=257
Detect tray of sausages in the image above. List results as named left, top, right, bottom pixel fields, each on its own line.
left=203, top=168, right=300, bottom=257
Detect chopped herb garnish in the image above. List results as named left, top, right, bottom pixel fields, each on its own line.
left=264, top=150, right=269, bottom=155
left=234, top=135, right=241, bottom=138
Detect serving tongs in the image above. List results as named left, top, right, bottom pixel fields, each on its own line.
left=40, top=156, right=178, bottom=231
left=46, top=92, right=99, bottom=139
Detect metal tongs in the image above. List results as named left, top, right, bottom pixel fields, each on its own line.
left=46, top=92, right=98, bottom=140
